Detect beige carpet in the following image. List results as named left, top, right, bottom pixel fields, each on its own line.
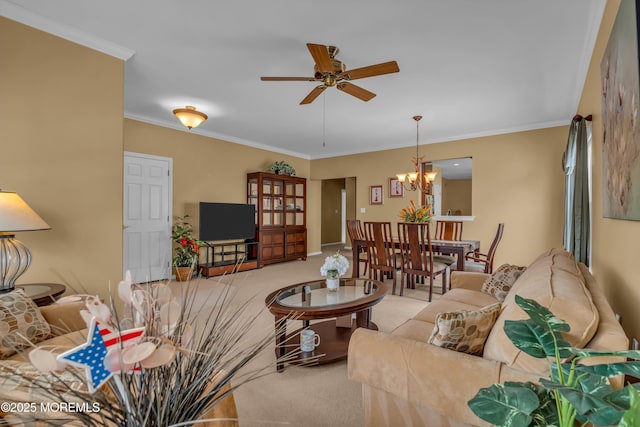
left=176, top=244, right=445, bottom=427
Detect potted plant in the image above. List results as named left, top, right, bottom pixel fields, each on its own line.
left=171, top=215, right=202, bottom=281
left=268, top=161, right=295, bottom=176
left=468, top=295, right=640, bottom=427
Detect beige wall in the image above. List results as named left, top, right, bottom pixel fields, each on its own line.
left=578, top=0, right=640, bottom=342
left=1, top=18, right=124, bottom=298
left=442, top=178, right=472, bottom=215
left=311, top=125, right=569, bottom=268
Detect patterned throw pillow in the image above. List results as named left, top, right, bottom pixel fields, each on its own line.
left=0, top=289, right=51, bottom=358
left=481, top=264, right=527, bottom=302
left=428, top=302, right=502, bottom=355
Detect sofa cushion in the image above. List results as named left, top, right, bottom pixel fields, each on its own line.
left=428, top=302, right=501, bottom=355
left=483, top=250, right=599, bottom=374
left=481, top=264, right=527, bottom=302
left=412, top=292, right=496, bottom=325
left=0, top=290, right=52, bottom=358
left=393, top=319, right=435, bottom=343
left=6, top=329, right=88, bottom=363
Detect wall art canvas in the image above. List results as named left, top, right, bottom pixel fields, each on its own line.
left=601, top=0, right=640, bottom=220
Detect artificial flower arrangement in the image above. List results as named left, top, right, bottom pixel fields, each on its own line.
left=0, top=272, right=300, bottom=426
left=320, top=251, right=350, bottom=279
left=172, top=215, right=202, bottom=268
left=399, top=199, right=433, bottom=223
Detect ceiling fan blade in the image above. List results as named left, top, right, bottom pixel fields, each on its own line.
left=261, top=76, right=316, bottom=81
left=307, top=43, right=333, bottom=73
left=300, top=85, right=327, bottom=105
left=337, top=82, right=376, bottom=102
left=338, top=61, right=400, bottom=80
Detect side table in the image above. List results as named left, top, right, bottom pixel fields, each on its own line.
left=15, top=283, right=66, bottom=307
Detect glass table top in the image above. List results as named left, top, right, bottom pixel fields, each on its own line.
left=276, top=278, right=381, bottom=308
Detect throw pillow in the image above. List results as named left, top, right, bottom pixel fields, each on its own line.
left=481, top=264, right=527, bottom=302
left=428, top=302, right=502, bottom=355
left=0, top=289, right=51, bottom=358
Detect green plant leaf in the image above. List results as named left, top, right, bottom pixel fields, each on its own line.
left=514, top=295, right=570, bottom=333
left=605, top=384, right=640, bottom=409
left=576, top=361, right=640, bottom=379
left=505, top=319, right=572, bottom=359
left=545, top=384, right=627, bottom=426
left=468, top=383, right=539, bottom=426
left=619, top=386, right=640, bottom=427
left=571, top=348, right=640, bottom=361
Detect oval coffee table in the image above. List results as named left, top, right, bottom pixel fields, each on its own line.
left=265, top=277, right=387, bottom=372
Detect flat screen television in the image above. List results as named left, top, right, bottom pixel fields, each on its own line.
left=199, top=202, right=256, bottom=241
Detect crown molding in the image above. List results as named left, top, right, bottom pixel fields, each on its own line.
left=124, top=112, right=312, bottom=160
left=0, top=0, right=135, bottom=60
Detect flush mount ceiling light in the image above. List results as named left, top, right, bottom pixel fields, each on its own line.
left=172, top=106, right=208, bottom=130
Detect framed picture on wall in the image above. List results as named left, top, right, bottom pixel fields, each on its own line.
left=389, top=177, right=404, bottom=198
left=370, top=185, right=383, bottom=205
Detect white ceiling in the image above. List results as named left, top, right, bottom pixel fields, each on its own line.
left=2, top=0, right=604, bottom=160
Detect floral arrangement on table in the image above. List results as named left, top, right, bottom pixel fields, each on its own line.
left=399, top=199, right=433, bottom=223
left=172, top=215, right=202, bottom=268
left=320, top=251, right=350, bottom=280
left=0, top=272, right=295, bottom=426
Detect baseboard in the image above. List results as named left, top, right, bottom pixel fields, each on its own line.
left=321, top=242, right=345, bottom=247
left=307, top=251, right=322, bottom=257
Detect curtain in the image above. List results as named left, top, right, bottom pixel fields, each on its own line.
left=562, top=117, right=591, bottom=265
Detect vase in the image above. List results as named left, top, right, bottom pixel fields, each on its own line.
left=326, top=272, right=340, bottom=292
left=173, top=266, right=193, bottom=282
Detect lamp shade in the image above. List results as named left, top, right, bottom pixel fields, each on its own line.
left=0, top=192, right=50, bottom=232
left=173, top=106, right=208, bottom=130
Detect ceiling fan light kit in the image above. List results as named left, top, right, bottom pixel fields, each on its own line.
left=173, top=106, right=208, bottom=130
left=261, top=43, right=399, bottom=105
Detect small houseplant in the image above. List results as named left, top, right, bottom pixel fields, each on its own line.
left=268, top=161, right=295, bottom=176
left=320, top=251, right=349, bottom=292
left=468, top=295, right=640, bottom=427
left=399, top=199, right=433, bottom=223
left=171, top=215, right=202, bottom=281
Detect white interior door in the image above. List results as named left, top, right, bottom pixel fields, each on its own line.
left=123, top=152, right=172, bottom=283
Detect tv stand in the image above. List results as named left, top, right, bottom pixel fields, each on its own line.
left=199, top=240, right=260, bottom=278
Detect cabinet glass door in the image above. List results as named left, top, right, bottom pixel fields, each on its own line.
left=247, top=178, right=258, bottom=223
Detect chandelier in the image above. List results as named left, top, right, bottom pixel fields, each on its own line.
left=396, top=116, right=437, bottom=191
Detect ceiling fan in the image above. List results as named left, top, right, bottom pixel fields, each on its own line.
left=261, top=43, right=400, bottom=105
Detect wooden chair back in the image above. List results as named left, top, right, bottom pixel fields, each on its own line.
left=397, top=222, right=448, bottom=301
left=484, top=223, right=505, bottom=273
left=434, top=220, right=463, bottom=241
left=364, top=221, right=398, bottom=293
left=346, top=219, right=365, bottom=242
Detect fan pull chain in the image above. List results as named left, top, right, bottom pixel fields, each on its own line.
left=322, top=92, right=326, bottom=148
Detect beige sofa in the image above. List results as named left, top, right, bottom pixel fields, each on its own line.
left=0, top=300, right=237, bottom=426
left=348, top=249, right=629, bottom=426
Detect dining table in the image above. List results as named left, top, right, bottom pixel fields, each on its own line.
left=350, top=237, right=480, bottom=278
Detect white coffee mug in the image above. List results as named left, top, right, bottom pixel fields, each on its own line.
left=300, top=329, right=320, bottom=352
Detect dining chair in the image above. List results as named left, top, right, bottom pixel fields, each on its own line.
left=346, top=219, right=368, bottom=276
left=434, top=220, right=463, bottom=241
left=364, top=221, right=399, bottom=294
left=463, top=223, right=505, bottom=274
left=432, top=220, right=461, bottom=273
left=397, top=222, right=449, bottom=301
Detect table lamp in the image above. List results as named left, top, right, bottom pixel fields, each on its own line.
left=0, top=191, right=51, bottom=292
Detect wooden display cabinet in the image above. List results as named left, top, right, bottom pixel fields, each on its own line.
left=247, top=172, right=306, bottom=266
